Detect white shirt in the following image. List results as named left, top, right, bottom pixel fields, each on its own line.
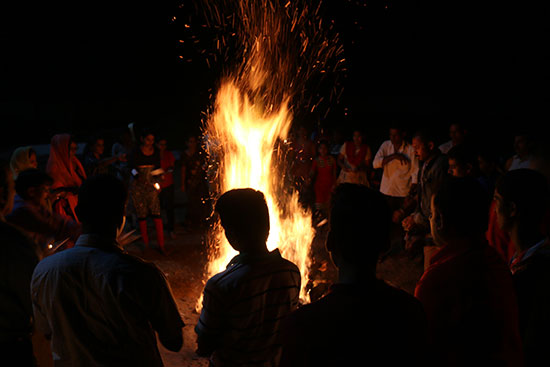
left=373, top=140, right=419, bottom=197
left=508, top=155, right=532, bottom=171
left=438, top=140, right=454, bottom=154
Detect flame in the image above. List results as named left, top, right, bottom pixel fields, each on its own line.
left=201, top=80, right=314, bottom=307
left=195, top=0, right=342, bottom=311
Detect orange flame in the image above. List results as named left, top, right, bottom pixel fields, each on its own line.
left=200, top=79, right=314, bottom=307
left=195, top=0, right=342, bottom=311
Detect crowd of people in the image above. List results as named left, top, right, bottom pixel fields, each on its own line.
left=1, top=120, right=549, bottom=366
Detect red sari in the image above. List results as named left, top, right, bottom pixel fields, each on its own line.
left=46, top=134, right=86, bottom=223
left=311, top=155, right=336, bottom=206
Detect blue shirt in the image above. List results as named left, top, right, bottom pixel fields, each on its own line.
left=31, top=234, right=184, bottom=366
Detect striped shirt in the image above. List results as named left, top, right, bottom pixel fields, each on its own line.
left=196, top=249, right=301, bottom=367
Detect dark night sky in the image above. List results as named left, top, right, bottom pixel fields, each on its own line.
left=1, top=0, right=549, bottom=155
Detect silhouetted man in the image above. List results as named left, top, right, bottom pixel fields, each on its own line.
left=196, top=188, right=301, bottom=367
left=0, top=161, right=40, bottom=366
left=416, top=177, right=523, bottom=366
left=495, top=169, right=550, bottom=366
left=31, top=175, right=184, bottom=366
left=280, top=183, right=427, bottom=366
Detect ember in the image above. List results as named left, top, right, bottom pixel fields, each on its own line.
left=196, top=0, right=343, bottom=310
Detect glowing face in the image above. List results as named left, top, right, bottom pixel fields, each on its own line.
left=448, top=158, right=469, bottom=178
left=28, top=152, right=38, bottom=169
left=157, top=140, right=167, bottom=152
left=352, top=131, right=362, bottom=146
left=389, top=128, right=403, bottom=147
left=318, top=144, right=329, bottom=157
left=69, top=142, right=78, bottom=158
left=142, top=134, right=155, bottom=148
left=93, top=139, right=105, bottom=156
left=412, top=137, right=430, bottom=161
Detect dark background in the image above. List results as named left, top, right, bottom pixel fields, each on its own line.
left=1, top=0, right=548, bottom=157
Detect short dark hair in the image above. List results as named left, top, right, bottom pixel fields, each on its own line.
left=329, top=184, right=390, bottom=266
left=215, top=188, right=270, bottom=247
left=76, top=175, right=127, bottom=226
left=413, top=129, right=437, bottom=145
left=496, top=169, right=549, bottom=225
left=433, top=177, right=490, bottom=237
left=15, top=169, right=54, bottom=200
left=447, top=144, right=478, bottom=168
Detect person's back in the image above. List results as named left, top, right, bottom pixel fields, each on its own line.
left=495, top=169, right=550, bottom=366
left=198, top=249, right=300, bottom=366
left=512, top=240, right=550, bottom=366
left=31, top=174, right=183, bottom=366
left=416, top=240, right=521, bottom=366
left=280, top=184, right=427, bottom=366
left=280, top=277, right=425, bottom=366
left=415, top=177, right=523, bottom=366
left=0, top=160, right=40, bottom=366
left=195, top=188, right=301, bottom=367
left=32, top=238, right=179, bottom=366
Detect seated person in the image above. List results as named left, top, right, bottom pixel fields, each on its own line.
left=7, top=169, right=81, bottom=254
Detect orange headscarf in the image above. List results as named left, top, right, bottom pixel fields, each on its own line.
left=46, top=134, right=86, bottom=190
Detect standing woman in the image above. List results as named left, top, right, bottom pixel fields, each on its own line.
left=337, top=129, right=373, bottom=187
left=46, top=134, right=86, bottom=222
left=129, top=129, right=166, bottom=254
left=309, top=140, right=337, bottom=218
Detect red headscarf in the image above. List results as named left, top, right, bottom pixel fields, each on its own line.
left=46, top=134, right=86, bottom=189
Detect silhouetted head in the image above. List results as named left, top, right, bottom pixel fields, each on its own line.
left=327, top=183, right=390, bottom=271
left=215, top=188, right=270, bottom=253
left=494, top=168, right=549, bottom=235
left=430, top=177, right=490, bottom=246
left=447, top=144, right=478, bottom=178
left=449, top=122, right=468, bottom=146
left=15, top=169, right=53, bottom=208
left=75, top=174, right=127, bottom=237
left=389, top=127, right=405, bottom=148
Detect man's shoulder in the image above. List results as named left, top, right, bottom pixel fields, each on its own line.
left=206, top=251, right=300, bottom=291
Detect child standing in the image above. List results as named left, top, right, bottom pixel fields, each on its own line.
left=309, top=141, right=337, bottom=219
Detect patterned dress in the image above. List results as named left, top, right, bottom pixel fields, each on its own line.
left=129, top=148, right=161, bottom=219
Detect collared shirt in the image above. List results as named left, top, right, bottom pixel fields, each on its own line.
left=373, top=140, right=419, bottom=198
left=196, top=249, right=301, bottom=367
left=31, top=234, right=184, bottom=367
left=0, top=221, right=39, bottom=342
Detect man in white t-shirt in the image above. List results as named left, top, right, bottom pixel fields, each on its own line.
left=373, top=127, right=419, bottom=254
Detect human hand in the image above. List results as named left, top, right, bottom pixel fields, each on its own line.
left=402, top=215, right=416, bottom=231
left=392, top=209, right=405, bottom=224
left=395, top=153, right=410, bottom=165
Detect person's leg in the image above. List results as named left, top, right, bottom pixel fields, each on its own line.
left=153, top=216, right=165, bottom=254
left=165, top=185, right=176, bottom=236
left=138, top=218, right=149, bottom=248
